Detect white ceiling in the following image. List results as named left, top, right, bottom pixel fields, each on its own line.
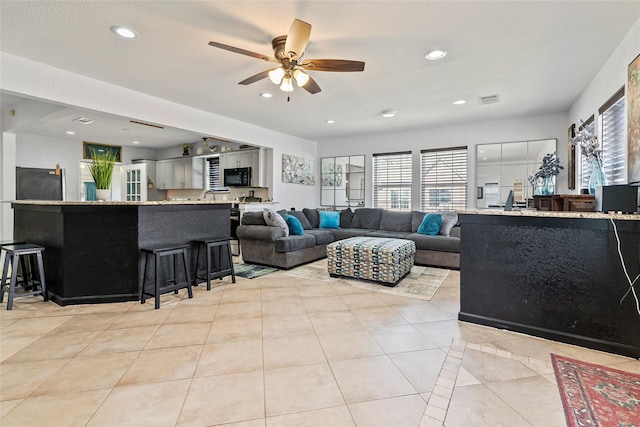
left=1, top=1, right=639, bottom=148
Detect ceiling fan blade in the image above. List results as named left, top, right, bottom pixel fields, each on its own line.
left=301, top=59, right=365, bottom=72
left=208, top=41, right=278, bottom=63
left=302, top=75, right=321, bottom=94
left=238, top=69, right=272, bottom=85
left=284, top=19, right=311, bottom=61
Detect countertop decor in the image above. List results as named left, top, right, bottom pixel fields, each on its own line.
left=572, top=120, right=606, bottom=194
left=528, top=152, right=563, bottom=195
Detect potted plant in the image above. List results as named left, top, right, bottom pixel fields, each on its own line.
left=88, top=148, right=117, bottom=201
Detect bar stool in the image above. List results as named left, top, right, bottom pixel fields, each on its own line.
left=140, top=243, right=193, bottom=309
left=192, top=237, right=236, bottom=290
left=0, top=244, right=48, bottom=310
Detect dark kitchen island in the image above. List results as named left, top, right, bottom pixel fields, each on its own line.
left=457, top=209, right=640, bottom=358
left=10, top=200, right=231, bottom=305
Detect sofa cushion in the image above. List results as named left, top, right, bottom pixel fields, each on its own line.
left=242, top=211, right=267, bottom=226
left=303, top=208, right=320, bottom=229
left=367, top=230, right=412, bottom=239
left=283, top=214, right=304, bottom=235
left=264, top=209, right=289, bottom=237
left=288, top=210, right=312, bottom=230
left=305, top=229, right=335, bottom=245
left=449, top=226, right=461, bottom=238
left=340, top=208, right=353, bottom=228
left=237, top=224, right=284, bottom=242
left=332, top=228, right=375, bottom=240
left=439, top=211, right=459, bottom=236
left=411, top=211, right=426, bottom=232
left=274, top=234, right=316, bottom=253
left=407, top=233, right=460, bottom=252
left=379, top=210, right=412, bottom=232
left=319, top=211, right=340, bottom=229
left=418, top=213, right=442, bottom=236
left=350, top=208, right=383, bottom=229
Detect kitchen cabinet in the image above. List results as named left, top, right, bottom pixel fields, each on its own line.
left=156, top=160, right=173, bottom=190
left=221, top=148, right=268, bottom=187
left=156, top=158, right=204, bottom=190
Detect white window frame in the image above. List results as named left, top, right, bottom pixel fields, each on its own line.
left=372, top=151, right=412, bottom=211
left=598, top=87, right=626, bottom=185
left=420, top=146, right=468, bottom=212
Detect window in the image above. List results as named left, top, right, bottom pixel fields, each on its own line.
left=372, top=151, right=412, bottom=210
left=420, top=147, right=467, bottom=211
left=206, top=157, right=220, bottom=190
left=599, top=87, right=626, bottom=184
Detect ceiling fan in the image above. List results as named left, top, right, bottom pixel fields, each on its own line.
left=208, top=19, right=365, bottom=98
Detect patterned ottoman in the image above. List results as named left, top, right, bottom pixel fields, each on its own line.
left=327, top=236, right=416, bottom=286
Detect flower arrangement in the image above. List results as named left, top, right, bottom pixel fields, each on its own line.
left=87, top=148, right=117, bottom=190
left=571, top=120, right=603, bottom=165
left=528, top=152, right=563, bottom=187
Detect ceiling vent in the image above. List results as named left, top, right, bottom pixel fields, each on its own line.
left=478, top=94, right=500, bottom=105
left=129, top=120, right=164, bottom=129
left=73, top=117, right=95, bottom=125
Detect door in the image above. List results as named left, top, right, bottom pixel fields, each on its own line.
left=122, top=163, right=148, bottom=201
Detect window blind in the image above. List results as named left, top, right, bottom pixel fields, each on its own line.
left=599, top=88, right=626, bottom=184
left=372, top=151, right=412, bottom=210
left=420, top=147, right=467, bottom=212
left=206, top=157, right=220, bottom=189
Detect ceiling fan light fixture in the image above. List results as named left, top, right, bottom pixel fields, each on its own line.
left=293, top=69, right=310, bottom=87
left=280, top=76, right=294, bottom=92
left=425, top=49, right=447, bottom=60
left=268, top=68, right=285, bottom=85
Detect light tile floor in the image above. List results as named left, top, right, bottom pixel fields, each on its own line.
left=1, top=261, right=638, bottom=426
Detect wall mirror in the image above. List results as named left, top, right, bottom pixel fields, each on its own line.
left=476, top=139, right=557, bottom=208
left=321, top=155, right=365, bottom=207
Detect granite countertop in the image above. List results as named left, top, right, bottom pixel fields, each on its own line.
left=5, top=200, right=233, bottom=206
left=457, top=209, right=640, bottom=221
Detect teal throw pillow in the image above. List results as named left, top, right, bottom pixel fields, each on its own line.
left=283, top=214, right=304, bottom=235
left=417, top=213, right=442, bottom=236
left=319, top=211, right=340, bottom=229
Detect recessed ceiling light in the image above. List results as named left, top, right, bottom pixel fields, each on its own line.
left=132, top=141, right=140, bottom=144
left=381, top=111, right=395, bottom=118
left=65, top=131, right=75, bottom=135
left=453, top=100, right=466, bottom=105
left=260, top=92, right=273, bottom=98
left=325, top=120, right=335, bottom=124
left=111, top=26, right=138, bottom=39
left=425, top=49, right=447, bottom=60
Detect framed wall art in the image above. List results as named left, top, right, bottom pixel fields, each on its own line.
left=83, top=142, right=122, bottom=162
left=628, top=53, right=640, bottom=183
left=282, top=153, right=315, bottom=185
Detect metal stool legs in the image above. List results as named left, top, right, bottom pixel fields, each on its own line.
left=140, top=244, right=192, bottom=309
left=0, top=244, right=47, bottom=310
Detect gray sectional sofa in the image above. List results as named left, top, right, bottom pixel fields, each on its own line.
left=236, top=207, right=460, bottom=270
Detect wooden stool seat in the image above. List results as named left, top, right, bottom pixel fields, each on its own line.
left=140, top=243, right=193, bottom=309
left=192, top=237, right=235, bottom=290
left=1, top=244, right=48, bottom=310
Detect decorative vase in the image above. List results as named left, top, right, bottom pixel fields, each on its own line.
left=588, top=158, right=606, bottom=195
left=95, top=189, right=111, bottom=201
left=541, top=176, right=555, bottom=195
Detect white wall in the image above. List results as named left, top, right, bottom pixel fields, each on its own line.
left=570, top=17, right=640, bottom=128
left=318, top=113, right=568, bottom=209
left=0, top=52, right=318, bottom=212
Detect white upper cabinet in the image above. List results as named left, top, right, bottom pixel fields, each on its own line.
left=156, top=157, right=204, bottom=190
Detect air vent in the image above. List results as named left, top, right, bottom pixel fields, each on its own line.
left=73, top=117, right=95, bottom=125
left=478, top=94, right=500, bottom=105
left=129, top=120, right=164, bottom=129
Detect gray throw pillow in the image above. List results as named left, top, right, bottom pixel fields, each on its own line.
left=263, top=208, right=289, bottom=237
left=303, top=208, right=320, bottom=229
left=439, top=211, right=458, bottom=236
left=288, top=210, right=312, bottom=230
left=339, top=208, right=353, bottom=228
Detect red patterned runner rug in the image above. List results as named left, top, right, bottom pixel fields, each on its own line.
left=551, top=354, right=640, bottom=427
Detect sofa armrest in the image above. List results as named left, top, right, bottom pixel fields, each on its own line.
left=237, top=224, right=284, bottom=242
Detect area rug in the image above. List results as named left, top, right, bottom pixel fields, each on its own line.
left=233, top=263, right=279, bottom=279
left=284, top=261, right=449, bottom=301
left=551, top=354, right=640, bottom=427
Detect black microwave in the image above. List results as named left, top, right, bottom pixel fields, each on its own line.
left=224, top=167, right=252, bottom=187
